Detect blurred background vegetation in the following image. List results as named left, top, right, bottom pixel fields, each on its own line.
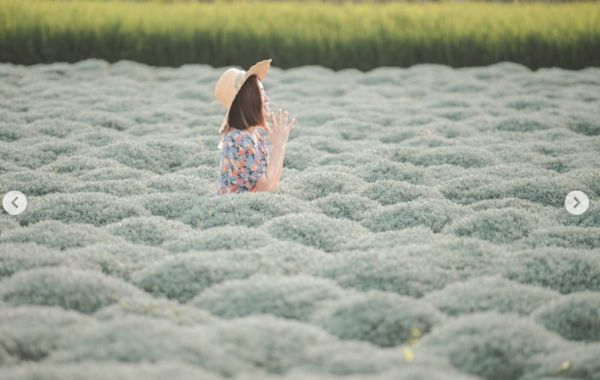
left=0, top=0, right=598, bottom=70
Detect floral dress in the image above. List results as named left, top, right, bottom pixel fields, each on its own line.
left=218, top=127, right=270, bottom=195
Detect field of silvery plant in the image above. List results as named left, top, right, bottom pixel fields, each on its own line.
left=0, top=59, right=599, bottom=380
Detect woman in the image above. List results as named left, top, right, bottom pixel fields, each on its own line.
left=214, top=59, right=296, bottom=195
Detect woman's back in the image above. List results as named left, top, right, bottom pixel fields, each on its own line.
left=218, top=127, right=270, bottom=195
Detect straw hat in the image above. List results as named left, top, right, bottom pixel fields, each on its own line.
left=214, top=58, right=272, bottom=149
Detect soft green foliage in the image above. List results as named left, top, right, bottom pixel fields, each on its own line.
left=532, top=292, right=600, bottom=342
left=0, top=268, right=148, bottom=313
left=521, top=226, right=600, bottom=249
left=355, top=160, right=426, bottom=184
left=195, top=193, right=318, bottom=229
left=15, top=192, right=149, bottom=227
left=164, top=225, right=276, bottom=252
left=95, top=296, right=214, bottom=326
left=418, top=312, right=567, bottom=380
left=300, top=342, right=476, bottom=379
left=43, top=315, right=252, bottom=376
left=312, top=194, right=379, bottom=222
left=312, top=290, right=444, bottom=347
left=0, top=170, right=70, bottom=196
left=191, top=275, right=345, bottom=320
left=361, top=199, right=470, bottom=233
left=0, top=220, right=126, bottom=250
left=423, top=275, right=560, bottom=316
left=131, top=252, right=260, bottom=302
left=0, top=305, right=96, bottom=364
left=63, top=241, right=169, bottom=281
left=0, top=361, right=221, bottom=380
left=501, top=248, right=600, bottom=294
left=95, top=140, right=206, bottom=174
left=521, top=343, right=600, bottom=380
left=393, top=146, right=497, bottom=168
left=360, top=180, right=440, bottom=205
left=312, top=249, right=468, bottom=297
left=0, top=240, right=168, bottom=282
left=445, top=208, right=534, bottom=243
left=1, top=138, right=86, bottom=170
left=204, top=316, right=339, bottom=375
left=281, top=169, right=367, bottom=201
left=1, top=1, right=599, bottom=69
left=265, top=212, right=370, bottom=252
left=0, top=243, right=73, bottom=279
left=443, top=176, right=582, bottom=206
left=0, top=60, right=599, bottom=379
left=105, top=216, right=196, bottom=246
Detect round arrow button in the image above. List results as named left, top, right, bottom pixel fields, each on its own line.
left=3, top=190, right=28, bottom=216
left=564, top=190, right=589, bottom=216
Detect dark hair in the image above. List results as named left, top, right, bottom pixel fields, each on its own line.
left=228, top=74, right=265, bottom=131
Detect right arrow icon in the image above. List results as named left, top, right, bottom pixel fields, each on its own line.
left=565, top=191, right=589, bottom=216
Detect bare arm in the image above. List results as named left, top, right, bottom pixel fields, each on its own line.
left=253, top=143, right=286, bottom=192
left=252, top=109, right=295, bottom=192
left=271, top=144, right=285, bottom=191
left=273, top=156, right=283, bottom=191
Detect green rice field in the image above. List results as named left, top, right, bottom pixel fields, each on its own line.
left=1, top=0, right=599, bottom=69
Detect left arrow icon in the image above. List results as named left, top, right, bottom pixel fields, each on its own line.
left=3, top=191, right=27, bottom=216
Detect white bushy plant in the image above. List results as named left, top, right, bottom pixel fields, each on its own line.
left=311, top=290, right=444, bottom=347
left=164, top=225, right=275, bottom=252
left=95, top=296, right=214, bottom=326
left=361, top=199, right=470, bottom=233
left=105, top=216, right=197, bottom=246
left=423, top=275, right=560, bottom=316
left=0, top=361, right=220, bottom=380
left=130, top=252, right=261, bottom=302
left=15, top=192, right=149, bottom=226
left=360, top=180, right=441, bottom=206
left=354, top=159, right=426, bottom=184
left=264, top=212, right=370, bottom=252
left=0, top=305, right=97, bottom=364
left=417, top=312, right=568, bottom=380
left=280, top=169, right=367, bottom=201
left=311, top=194, right=379, bottom=222
left=191, top=274, right=346, bottom=321
left=532, top=291, right=600, bottom=342
left=445, top=208, right=534, bottom=243
left=500, top=248, right=600, bottom=294
left=0, top=267, right=149, bottom=313
left=0, top=220, right=125, bottom=250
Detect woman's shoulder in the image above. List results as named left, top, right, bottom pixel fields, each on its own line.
left=256, top=127, right=267, bottom=139
left=241, top=127, right=265, bottom=145
left=225, top=127, right=261, bottom=147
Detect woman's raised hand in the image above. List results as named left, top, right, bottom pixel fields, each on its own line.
left=267, top=109, right=296, bottom=147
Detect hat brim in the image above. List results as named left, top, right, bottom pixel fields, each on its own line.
left=245, top=58, right=272, bottom=82
left=217, top=110, right=229, bottom=149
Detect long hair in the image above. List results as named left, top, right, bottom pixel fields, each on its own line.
left=227, top=75, right=266, bottom=132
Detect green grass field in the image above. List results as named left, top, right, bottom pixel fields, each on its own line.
left=1, top=0, right=599, bottom=69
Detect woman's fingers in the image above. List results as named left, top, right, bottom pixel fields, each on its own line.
left=269, top=109, right=296, bottom=134
left=278, top=108, right=285, bottom=127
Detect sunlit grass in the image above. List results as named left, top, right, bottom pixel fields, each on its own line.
left=0, top=0, right=599, bottom=68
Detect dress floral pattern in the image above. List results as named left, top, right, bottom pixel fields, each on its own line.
left=218, top=127, right=270, bottom=195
